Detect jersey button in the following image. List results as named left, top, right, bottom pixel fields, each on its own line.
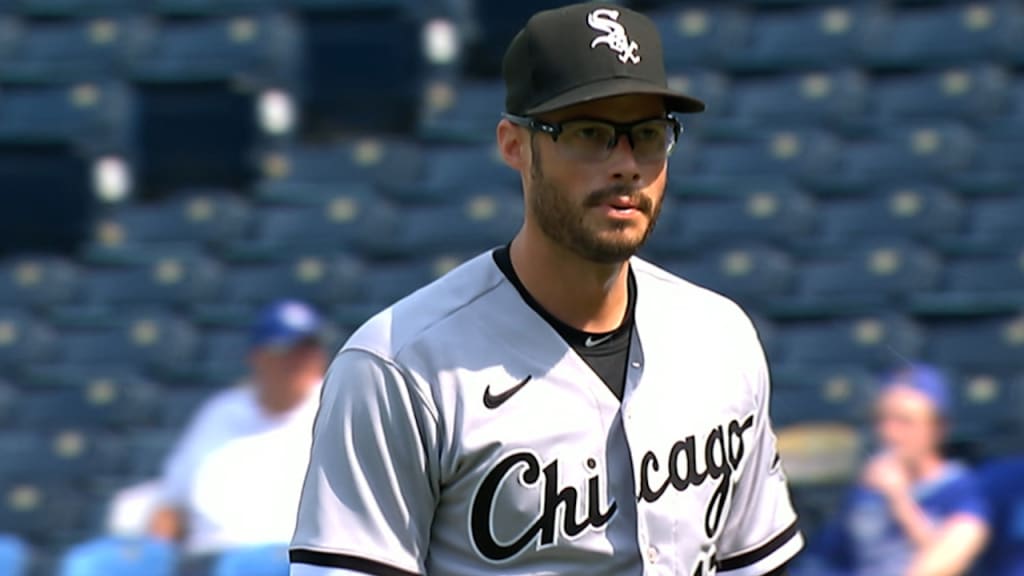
left=631, top=360, right=641, bottom=369
left=646, top=546, right=658, bottom=563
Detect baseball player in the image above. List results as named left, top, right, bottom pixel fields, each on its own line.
left=291, top=4, right=803, bottom=576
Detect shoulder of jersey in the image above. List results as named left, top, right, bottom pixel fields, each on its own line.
left=632, top=256, right=752, bottom=325
left=342, top=252, right=505, bottom=360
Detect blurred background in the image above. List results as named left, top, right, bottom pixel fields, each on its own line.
left=0, top=0, right=1021, bottom=574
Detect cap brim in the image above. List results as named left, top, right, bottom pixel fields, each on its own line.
left=524, top=77, right=705, bottom=116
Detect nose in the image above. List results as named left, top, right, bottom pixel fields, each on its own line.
left=607, top=133, right=641, bottom=182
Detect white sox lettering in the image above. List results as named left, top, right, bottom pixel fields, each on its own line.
left=469, top=415, right=756, bottom=566
left=470, top=452, right=616, bottom=561
left=638, top=414, right=755, bottom=542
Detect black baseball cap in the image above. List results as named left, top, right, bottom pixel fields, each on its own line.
left=502, top=3, right=705, bottom=117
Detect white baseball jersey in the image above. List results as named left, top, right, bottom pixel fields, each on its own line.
left=290, top=251, right=803, bottom=576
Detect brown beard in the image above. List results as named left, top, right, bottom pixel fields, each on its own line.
left=528, top=141, right=663, bottom=264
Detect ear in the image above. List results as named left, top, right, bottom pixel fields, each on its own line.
left=497, top=118, right=528, bottom=171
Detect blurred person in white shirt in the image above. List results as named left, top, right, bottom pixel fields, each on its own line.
left=147, top=299, right=327, bottom=563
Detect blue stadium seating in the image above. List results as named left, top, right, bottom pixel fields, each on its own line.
left=649, top=5, right=747, bottom=70
left=149, top=0, right=280, bottom=16
left=659, top=246, right=795, bottom=303
left=936, top=255, right=1024, bottom=308
left=778, top=315, right=924, bottom=367
left=770, top=365, right=875, bottom=427
left=388, top=144, right=518, bottom=203
left=213, top=544, right=289, bottom=576
left=795, top=243, right=942, bottom=304
left=11, top=0, right=135, bottom=16
left=862, top=3, right=1024, bottom=68
left=0, top=82, right=134, bottom=155
left=0, top=430, right=122, bottom=481
left=0, top=255, right=79, bottom=308
left=926, top=316, right=1024, bottom=370
left=728, top=70, right=867, bottom=129
left=818, top=186, right=964, bottom=244
left=657, top=187, right=817, bottom=250
left=125, top=429, right=177, bottom=479
left=360, top=194, right=522, bottom=257
left=193, top=328, right=251, bottom=385
left=0, top=17, right=144, bottom=82
left=419, top=79, right=504, bottom=144
left=0, top=534, right=28, bottom=576
left=95, top=193, right=252, bottom=248
left=680, top=130, right=839, bottom=193
left=15, top=378, right=161, bottom=431
left=80, top=253, right=222, bottom=306
left=18, top=364, right=149, bottom=391
left=249, top=203, right=377, bottom=255
left=0, top=380, right=17, bottom=428
left=361, top=255, right=464, bottom=307
left=257, top=139, right=421, bottom=193
left=0, top=309, right=55, bottom=368
left=220, top=255, right=364, bottom=306
left=0, top=480, right=86, bottom=541
left=463, top=0, right=580, bottom=76
left=806, top=124, right=975, bottom=194
left=58, top=536, right=176, bottom=576
left=948, top=371, right=1019, bottom=444
left=129, top=13, right=300, bottom=193
left=56, top=312, right=198, bottom=370
left=161, top=387, right=211, bottom=428
left=976, top=457, right=1024, bottom=576
left=725, top=4, right=871, bottom=71
left=871, top=65, right=1010, bottom=122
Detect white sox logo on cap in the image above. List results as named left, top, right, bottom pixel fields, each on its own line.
left=587, top=8, right=640, bottom=64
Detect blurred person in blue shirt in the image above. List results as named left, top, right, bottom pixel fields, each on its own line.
left=803, top=364, right=990, bottom=576
left=976, top=457, right=1024, bottom=575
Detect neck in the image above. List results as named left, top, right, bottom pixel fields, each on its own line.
left=257, top=377, right=315, bottom=415
left=908, top=453, right=945, bottom=482
left=509, top=228, right=631, bottom=333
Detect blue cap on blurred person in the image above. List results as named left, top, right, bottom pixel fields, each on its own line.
left=250, top=299, right=323, bottom=350
left=883, top=363, right=951, bottom=418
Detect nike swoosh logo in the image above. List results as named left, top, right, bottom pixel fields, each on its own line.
left=483, top=375, right=533, bottom=409
left=584, top=333, right=614, bottom=347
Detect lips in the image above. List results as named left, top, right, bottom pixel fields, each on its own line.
left=607, top=197, right=640, bottom=211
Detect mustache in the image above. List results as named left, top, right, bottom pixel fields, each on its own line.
left=584, top=185, right=654, bottom=214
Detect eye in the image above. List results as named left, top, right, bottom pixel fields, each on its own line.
left=575, top=126, right=605, bottom=141
left=634, top=124, right=666, bottom=142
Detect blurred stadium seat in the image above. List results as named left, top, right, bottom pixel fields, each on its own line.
left=419, top=78, right=504, bottom=144
left=926, top=315, right=1024, bottom=370
left=871, top=65, right=1010, bottom=122
left=0, top=255, right=79, bottom=308
left=794, top=243, right=942, bottom=306
left=659, top=246, right=795, bottom=304
left=387, top=144, right=518, bottom=203
left=0, top=480, right=86, bottom=542
left=56, top=312, right=198, bottom=370
left=818, top=186, right=963, bottom=243
left=0, top=534, right=28, bottom=576
left=359, top=194, right=522, bottom=257
left=212, top=544, right=289, bottom=576
left=948, top=371, right=1020, bottom=446
left=150, top=0, right=280, bottom=16
left=0, top=82, right=135, bottom=154
left=648, top=5, right=747, bottom=70
left=725, top=4, right=871, bottom=71
left=771, top=365, right=875, bottom=428
left=257, top=138, right=421, bottom=193
left=12, top=0, right=135, bottom=17
left=14, top=378, right=161, bottom=431
left=976, top=457, right=1024, bottom=576
left=80, top=253, right=222, bottom=306
left=661, top=187, right=817, bottom=250
left=130, top=13, right=300, bottom=193
left=0, top=309, right=55, bottom=369
left=463, top=0, right=580, bottom=76
left=778, top=315, right=924, bottom=367
left=93, top=192, right=252, bottom=248
left=58, top=536, right=176, bottom=576
left=0, top=17, right=144, bottom=82
left=862, top=2, right=1024, bottom=68
left=220, top=254, right=364, bottom=306
left=728, top=69, right=867, bottom=129
left=806, top=124, right=975, bottom=194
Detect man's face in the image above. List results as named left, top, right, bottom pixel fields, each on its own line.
left=251, top=339, right=326, bottom=389
left=875, top=385, right=944, bottom=464
left=521, top=94, right=670, bottom=264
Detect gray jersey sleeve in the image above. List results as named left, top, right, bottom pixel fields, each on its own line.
left=714, top=339, right=804, bottom=576
left=290, top=348, right=440, bottom=576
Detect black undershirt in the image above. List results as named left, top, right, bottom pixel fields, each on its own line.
left=492, top=245, right=635, bottom=401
